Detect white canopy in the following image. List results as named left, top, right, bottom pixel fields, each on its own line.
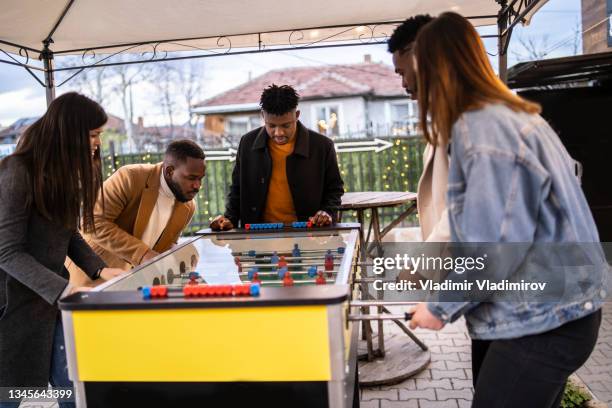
left=1, top=0, right=503, bottom=56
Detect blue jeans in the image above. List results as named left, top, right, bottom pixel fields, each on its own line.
left=49, top=318, right=76, bottom=408
left=0, top=319, right=75, bottom=408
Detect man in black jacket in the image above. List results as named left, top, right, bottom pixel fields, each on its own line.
left=210, top=84, right=344, bottom=230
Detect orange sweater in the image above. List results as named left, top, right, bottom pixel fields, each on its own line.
left=262, top=138, right=297, bottom=223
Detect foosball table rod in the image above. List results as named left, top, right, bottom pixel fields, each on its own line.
left=245, top=278, right=334, bottom=285
left=238, top=261, right=340, bottom=268
left=348, top=312, right=414, bottom=321
left=352, top=278, right=397, bottom=284
left=233, top=247, right=345, bottom=257
left=239, top=270, right=338, bottom=277
left=349, top=300, right=418, bottom=307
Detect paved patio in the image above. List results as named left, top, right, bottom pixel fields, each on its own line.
left=360, top=302, right=612, bottom=407
left=578, top=301, right=612, bottom=406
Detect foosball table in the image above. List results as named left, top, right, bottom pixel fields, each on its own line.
left=59, top=223, right=361, bottom=408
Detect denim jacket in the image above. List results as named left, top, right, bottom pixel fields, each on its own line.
left=427, top=104, right=609, bottom=340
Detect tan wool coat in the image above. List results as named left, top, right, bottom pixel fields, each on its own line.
left=67, top=163, right=195, bottom=284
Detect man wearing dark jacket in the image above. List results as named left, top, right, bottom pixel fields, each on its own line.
left=210, top=84, right=344, bottom=230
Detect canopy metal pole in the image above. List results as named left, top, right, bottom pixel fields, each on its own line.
left=41, top=41, right=55, bottom=106
left=40, top=0, right=75, bottom=106
left=498, top=0, right=508, bottom=83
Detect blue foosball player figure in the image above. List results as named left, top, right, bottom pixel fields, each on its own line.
left=270, top=251, right=279, bottom=266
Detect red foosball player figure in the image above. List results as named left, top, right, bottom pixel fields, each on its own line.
left=316, top=271, right=327, bottom=285
left=282, top=271, right=294, bottom=287
left=251, top=272, right=262, bottom=285
left=234, top=256, right=242, bottom=272
left=324, top=253, right=334, bottom=272
left=278, top=256, right=288, bottom=269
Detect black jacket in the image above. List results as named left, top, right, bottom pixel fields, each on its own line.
left=225, top=122, right=344, bottom=227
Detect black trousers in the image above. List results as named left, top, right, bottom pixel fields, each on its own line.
left=471, top=310, right=601, bottom=408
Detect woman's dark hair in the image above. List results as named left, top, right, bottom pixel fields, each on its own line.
left=14, top=92, right=107, bottom=233
left=259, top=84, right=300, bottom=115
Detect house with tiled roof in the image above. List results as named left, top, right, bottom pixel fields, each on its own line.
left=0, top=114, right=126, bottom=145
left=0, top=114, right=128, bottom=157
left=0, top=117, right=37, bottom=145
left=191, top=56, right=418, bottom=144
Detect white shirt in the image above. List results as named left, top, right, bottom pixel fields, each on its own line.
left=141, top=170, right=176, bottom=249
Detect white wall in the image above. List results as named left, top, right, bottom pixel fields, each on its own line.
left=367, top=98, right=418, bottom=136
left=299, top=97, right=366, bottom=138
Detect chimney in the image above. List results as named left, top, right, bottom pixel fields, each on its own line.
left=137, top=116, right=144, bottom=130
left=364, top=54, right=372, bottom=63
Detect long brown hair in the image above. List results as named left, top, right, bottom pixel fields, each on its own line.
left=414, top=12, right=541, bottom=145
left=13, top=92, right=106, bottom=233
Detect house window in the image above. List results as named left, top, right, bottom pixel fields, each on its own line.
left=249, top=115, right=262, bottom=130
left=390, top=102, right=409, bottom=136
left=390, top=101, right=418, bottom=136
left=227, top=118, right=248, bottom=137
left=315, top=105, right=340, bottom=137
left=227, top=115, right=261, bottom=137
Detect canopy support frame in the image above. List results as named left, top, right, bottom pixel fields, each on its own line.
left=0, top=1, right=548, bottom=105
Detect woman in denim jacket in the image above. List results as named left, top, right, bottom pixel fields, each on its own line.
left=408, top=12, right=608, bottom=408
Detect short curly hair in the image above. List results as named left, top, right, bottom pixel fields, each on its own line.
left=387, top=15, right=434, bottom=53
left=259, top=84, right=300, bottom=115
left=165, top=139, right=205, bottom=163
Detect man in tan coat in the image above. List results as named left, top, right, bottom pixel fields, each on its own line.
left=68, top=139, right=206, bottom=284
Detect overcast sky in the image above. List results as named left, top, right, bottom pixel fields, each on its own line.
left=0, top=0, right=582, bottom=128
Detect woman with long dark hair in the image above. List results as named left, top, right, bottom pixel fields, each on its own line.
left=0, top=92, right=124, bottom=407
left=408, top=13, right=607, bottom=408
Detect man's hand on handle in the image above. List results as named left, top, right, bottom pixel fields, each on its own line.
left=210, top=215, right=234, bottom=231
left=309, top=210, right=333, bottom=227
